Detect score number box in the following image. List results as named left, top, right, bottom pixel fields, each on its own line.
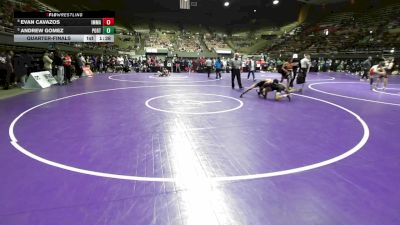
left=95, top=35, right=114, bottom=42
left=102, top=18, right=114, bottom=26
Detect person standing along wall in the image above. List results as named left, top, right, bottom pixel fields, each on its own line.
left=222, top=57, right=227, bottom=73
left=214, top=57, right=223, bottom=80
left=42, top=51, right=53, bottom=78
left=0, top=51, right=8, bottom=89
left=63, top=53, right=72, bottom=84
left=247, top=57, right=256, bottom=81
left=205, top=58, right=212, bottom=78
left=13, top=52, right=26, bottom=87
left=23, top=51, right=33, bottom=86
left=54, top=50, right=64, bottom=85
left=175, top=58, right=181, bottom=73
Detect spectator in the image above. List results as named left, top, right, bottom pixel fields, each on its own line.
left=54, top=50, right=64, bottom=85
left=0, top=51, right=7, bottom=88
left=205, top=58, right=212, bottom=78
left=247, top=57, right=256, bottom=81
left=42, top=51, right=53, bottom=76
left=2, top=50, right=14, bottom=90
left=24, top=51, right=34, bottom=79
left=13, top=51, right=27, bottom=87
left=77, top=53, right=85, bottom=77
left=63, top=52, right=72, bottom=84
left=214, top=57, right=223, bottom=80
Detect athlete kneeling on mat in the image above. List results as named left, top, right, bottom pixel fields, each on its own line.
left=240, top=79, right=291, bottom=101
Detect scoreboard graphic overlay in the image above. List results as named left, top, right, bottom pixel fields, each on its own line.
left=14, top=11, right=115, bottom=43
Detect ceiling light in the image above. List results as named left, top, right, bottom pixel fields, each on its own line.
left=273, top=0, right=279, bottom=5
left=254, top=9, right=257, bottom=13
left=224, top=1, right=230, bottom=7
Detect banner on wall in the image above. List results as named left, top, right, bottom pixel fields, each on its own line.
left=215, top=49, right=232, bottom=54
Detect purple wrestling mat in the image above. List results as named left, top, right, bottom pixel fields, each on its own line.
left=0, top=72, right=399, bottom=225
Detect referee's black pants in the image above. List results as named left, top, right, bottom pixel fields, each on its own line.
left=289, top=66, right=298, bottom=87
left=231, top=68, right=243, bottom=89
left=361, top=69, right=369, bottom=79
left=206, top=66, right=211, bottom=77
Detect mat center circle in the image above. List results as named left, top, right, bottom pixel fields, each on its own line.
left=145, top=93, right=244, bottom=115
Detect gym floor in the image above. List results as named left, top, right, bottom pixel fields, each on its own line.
left=0, top=71, right=399, bottom=225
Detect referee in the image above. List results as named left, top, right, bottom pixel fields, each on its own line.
left=230, top=53, right=243, bottom=89
left=298, top=54, right=311, bottom=93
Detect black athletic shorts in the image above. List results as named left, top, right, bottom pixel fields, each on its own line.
left=255, top=80, right=267, bottom=88
left=272, top=83, right=286, bottom=92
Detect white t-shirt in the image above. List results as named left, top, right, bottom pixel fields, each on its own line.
left=386, top=61, right=394, bottom=70
left=249, top=60, right=255, bottom=71
left=300, top=57, right=310, bottom=69
left=206, top=59, right=212, bottom=67
left=222, top=59, right=227, bottom=66
left=118, top=57, right=124, bottom=65
left=80, top=56, right=86, bottom=64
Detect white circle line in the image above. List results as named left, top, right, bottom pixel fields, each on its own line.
left=9, top=84, right=231, bottom=142
left=145, top=93, right=243, bottom=115
left=383, top=87, right=400, bottom=90
left=260, top=75, right=335, bottom=82
left=9, top=85, right=369, bottom=182
left=309, top=81, right=400, bottom=106
left=109, top=74, right=217, bottom=84
left=148, top=75, right=189, bottom=79
left=372, top=88, right=400, bottom=96
left=308, top=76, right=336, bottom=82
left=214, top=93, right=369, bottom=182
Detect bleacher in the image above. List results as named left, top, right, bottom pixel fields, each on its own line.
left=115, top=34, right=139, bottom=51
left=265, top=2, right=400, bottom=57
left=203, top=33, right=230, bottom=52
left=144, top=32, right=174, bottom=50
left=174, top=32, right=202, bottom=52
left=1, top=0, right=399, bottom=59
